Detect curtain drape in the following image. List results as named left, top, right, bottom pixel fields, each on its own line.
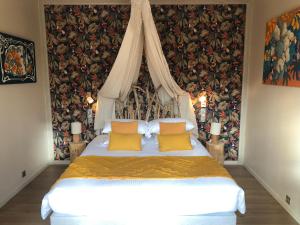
left=94, top=0, right=198, bottom=135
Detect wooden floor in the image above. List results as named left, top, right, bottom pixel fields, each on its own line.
left=0, top=165, right=298, bottom=225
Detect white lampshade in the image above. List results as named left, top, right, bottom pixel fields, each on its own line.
left=71, top=122, right=82, bottom=134
left=210, top=122, right=221, bottom=135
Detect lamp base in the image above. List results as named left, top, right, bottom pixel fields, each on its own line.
left=73, top=134, right=81, bottom=144
left=211, top=135, right=219, bottom=144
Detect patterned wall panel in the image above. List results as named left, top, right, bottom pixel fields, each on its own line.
left=44, top=4, right=246, bottom=160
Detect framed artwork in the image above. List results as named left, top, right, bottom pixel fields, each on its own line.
left=0, top=32, right=36, bottom=85
left=263, top=8, right=300, bottom=87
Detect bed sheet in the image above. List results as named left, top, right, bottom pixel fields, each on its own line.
left=82, top=135, right=210, bottom=157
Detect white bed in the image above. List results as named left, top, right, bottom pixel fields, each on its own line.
left=42, top=135, right=246, bottom=225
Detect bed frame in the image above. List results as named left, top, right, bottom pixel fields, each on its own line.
left=50, top=212, right=237, bottom=225
left=115, top=84, right=180, bottom=121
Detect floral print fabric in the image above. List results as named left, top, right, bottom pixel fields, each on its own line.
left=263, top=9, right=300, bottom=87
left=44, top=4, right=246, bottom=160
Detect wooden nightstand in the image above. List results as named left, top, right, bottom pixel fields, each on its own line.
left=69, top=142, right=86, bottom=162
left=206, top=141, right=224, bottom=165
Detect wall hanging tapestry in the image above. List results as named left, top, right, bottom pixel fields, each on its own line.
left=263, top=8, right=300, bottom=87
left=0, top=32, right=36, bottom=84
left=44, top=4, right=246, bottom=161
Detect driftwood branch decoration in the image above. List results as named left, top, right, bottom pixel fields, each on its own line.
left=115, top=83, right=180, bottom=121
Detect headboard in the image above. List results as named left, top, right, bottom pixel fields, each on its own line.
left=115, top=83, right=180, bottom=121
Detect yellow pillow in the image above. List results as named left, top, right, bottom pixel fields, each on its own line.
left=159, top=122, right=186, bottom=134
left=158, top=132, right=193, bottom=152
left=108, top=132, right=141, bottom=151
left=111, top=121, right=138, bottom=134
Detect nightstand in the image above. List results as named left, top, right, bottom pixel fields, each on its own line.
left=69, top=142, right=86, bottom=162
left=206, top=141, right=224, bottom=165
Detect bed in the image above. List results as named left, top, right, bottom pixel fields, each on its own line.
left=43, top=0, right=246, bottom=223
left=41, top=134, right=246, bottom=225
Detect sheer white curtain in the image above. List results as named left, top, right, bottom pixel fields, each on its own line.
left=94, top=1, right=143, bottom=129
left=95, top=0, right=198, bottom=135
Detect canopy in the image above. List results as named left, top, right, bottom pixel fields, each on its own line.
left=94, top=0, right=198, bottom=135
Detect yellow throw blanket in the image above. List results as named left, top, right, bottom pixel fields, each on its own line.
left=59, top=156, right=232, bottom=180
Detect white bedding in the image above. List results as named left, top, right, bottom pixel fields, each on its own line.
left=41, top=135, right=246, bottom=219
left=82, top=135, right=210, bottom=157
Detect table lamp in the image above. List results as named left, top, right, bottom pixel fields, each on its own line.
left=198, top=93, right=207, bottom=122
left=210, top=122, right=221, bottom=144
left=86, top=92, right=94, bottom=125
left=71, top=122, right=82, bottom=143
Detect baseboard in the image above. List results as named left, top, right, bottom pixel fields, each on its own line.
left=224, top=160, right=242, bottom=166
left=0, top=164, right=48, bottom=208
left=245, top=164, right=300, bottom=224
left=50, top=160, right=70, bottom=165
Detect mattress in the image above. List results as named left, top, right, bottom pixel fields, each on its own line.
left=41, top=135, right=246, bottom=219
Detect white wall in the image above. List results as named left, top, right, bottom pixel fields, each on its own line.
left=0, top=0, right=51, bottom=207
left=245, top=0, right=300, bottom=223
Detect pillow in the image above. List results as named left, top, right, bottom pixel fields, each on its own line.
left=100, top=134, right=146, bottom=146
left=103, top=119, right=148, bottom=134
left=153, top=134, right=198, bottom=146
left=108, top=132, right=142, bottom=151
left=159, top=122, right=186, bottom=134
left=148, top=118, right=195, bottom=135
left=111, top=121, right=138, bottom=134
left=158, top=132, right=193, bottom=152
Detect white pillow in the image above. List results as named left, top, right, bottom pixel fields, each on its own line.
left=102, top=119, right=148, bottom=134
left=147, top=118, right=195, bottom=135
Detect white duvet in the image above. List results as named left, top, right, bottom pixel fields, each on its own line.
left=41, top=135, right=246, bottom=219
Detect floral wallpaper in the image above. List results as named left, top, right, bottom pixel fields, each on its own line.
left=44, top=4, right=246, bottom=160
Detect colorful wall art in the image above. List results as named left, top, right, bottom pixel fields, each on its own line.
left=44, top=4, right=246, bottom=161
left=263, top=8, right=300, bottom=87
left=0, top=32, right=36, bottom=84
